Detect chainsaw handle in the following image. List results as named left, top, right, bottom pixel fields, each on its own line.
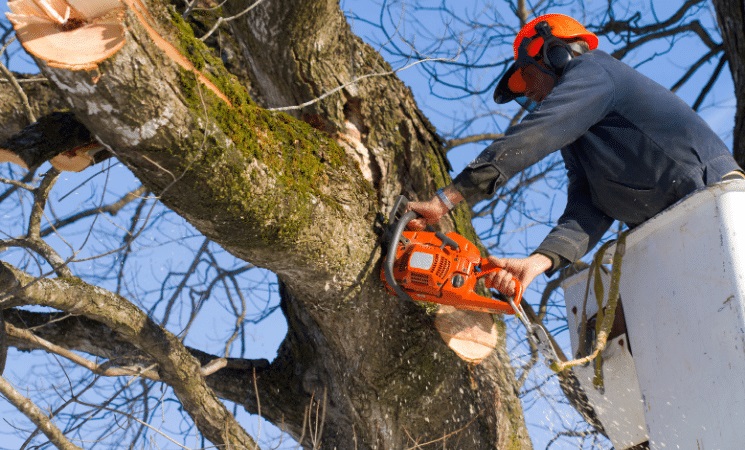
left=475, top=263, right=524, bottom=311
left=384, top=207, right=418, bottom=304
left=435, top=231, right=459, bottom=251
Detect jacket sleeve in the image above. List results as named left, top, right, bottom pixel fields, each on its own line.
left=452, top=53, right=615, bottom=205
left=534, top=148, right=614, bottom=273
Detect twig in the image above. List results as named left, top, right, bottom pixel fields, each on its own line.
left=200, top=357, right=227, bottom=376
left=403, top=414, right=480, bottom=449
left=253, top=368, right=262, bottom=442
left=268, top=57, right=457, bottom=112
left=445, top=133, right=504, bottom=151
left=72, top=398, right=192, bottom=450
left=0, top=36, right=36, bottom=123
left=40, top=186, right=148, bottom=237
left=5, top=322, right=161, bottom=380
left=0, top=176, right=35, bottom=191
left=0, top=77, right=48, bottom=84
left=199, top=0, right=266, bottom=41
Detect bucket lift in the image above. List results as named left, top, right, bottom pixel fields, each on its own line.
left=561, top=180, right=745, bottom=449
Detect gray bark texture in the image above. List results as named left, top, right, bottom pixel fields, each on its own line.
left=0, top=0, right=531, bottom=449
left=713, top=0, right=745, bottom=166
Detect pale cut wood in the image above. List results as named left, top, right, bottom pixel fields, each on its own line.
left=435, top=306, right=498, bottom=364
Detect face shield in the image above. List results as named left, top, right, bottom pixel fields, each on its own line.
left=493, top=35, right=557, bottom=105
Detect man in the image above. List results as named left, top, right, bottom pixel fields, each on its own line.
left=407, top=13, right=742, bottom=296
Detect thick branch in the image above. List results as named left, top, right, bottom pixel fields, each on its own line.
left=0, top=112, right=110, bottom=170
left=3, top=307, right=304, bottom=435
left=36, top=3, right=377, bottom=298
left=0, top=75, right=68, bottom=142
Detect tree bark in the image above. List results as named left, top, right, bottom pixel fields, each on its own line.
left=713, top=0, right=745, bottom=166
left=2, top=1, right=530, bottom=448
left=0, top=75, right=68, bottom=141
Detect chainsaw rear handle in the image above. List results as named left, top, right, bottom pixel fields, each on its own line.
left=384, top=196, right=459, bottom=304
left=475, top=262, right=524, bottom=310
left=384, top=207, right=419, bottom=304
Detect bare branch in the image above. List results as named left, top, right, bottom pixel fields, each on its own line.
left=445, top=133, right=504, bottom=151
left=5, top=322, right=161, bottom=380
left=199, top=0, right=266, bottom=41
left=39, top=186, right=147, bottom=238
left=0, top=36, right=35, bottom=124
left=0, top=376, right=82, bottom=450
left=692, top=54, right=728, bottom=111
left=0, top=175, right=35, bottom=191
left=269, top=56, right=458, bottom=112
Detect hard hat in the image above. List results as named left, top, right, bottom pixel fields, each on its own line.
left=493, top=14, right=598, bottom=104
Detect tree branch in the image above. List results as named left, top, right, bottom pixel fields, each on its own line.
left=2, top=307, right=300, bottom=432
left=0, top=112, right=109, bottom=170
left=445, top=133, right=504, bottom=151
left=0, top=37, right=36, bottom=124
left=0, top=375, right=82, bottom=450
left=39, top=186, right=147, bottom=238
left=199, top=0, right=266, bottom=41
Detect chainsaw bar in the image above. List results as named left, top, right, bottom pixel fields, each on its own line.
left=508, top=297, right=563, bottom=369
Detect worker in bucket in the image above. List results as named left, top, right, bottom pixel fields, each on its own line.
left=407, top=13, right=743, bottom=296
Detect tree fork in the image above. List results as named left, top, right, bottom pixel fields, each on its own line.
left=7, top=0, right=531, bottom=448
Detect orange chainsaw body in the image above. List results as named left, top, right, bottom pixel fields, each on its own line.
left=381, top=228, right=521, bottom=315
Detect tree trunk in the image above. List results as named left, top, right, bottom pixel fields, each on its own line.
left=3, top=0, right=531, bottom=448
left=713, top=0, right=745, bottom=166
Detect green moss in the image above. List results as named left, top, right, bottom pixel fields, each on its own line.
left=505, top=431, right=527, bottom=450
left=162, top=7, right=355, bottom=245
left=57, top=275, right=86, bottom=287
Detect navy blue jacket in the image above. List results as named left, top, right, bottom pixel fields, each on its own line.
left=452, top=50, right=740, bottom=270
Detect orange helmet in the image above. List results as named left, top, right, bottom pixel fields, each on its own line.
left=494, top=14, right=598, bottom=104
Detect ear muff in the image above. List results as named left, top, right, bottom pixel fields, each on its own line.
left=544, top=42, right=573, bottom=73
left=535, top=21, right=573, bottom=75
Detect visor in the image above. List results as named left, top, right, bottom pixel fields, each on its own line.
left=493, top=36, right=545, bottom=104
left=493, top=63, right=521, bottom=104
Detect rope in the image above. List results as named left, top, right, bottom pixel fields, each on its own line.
left=551, top=232, right=628, bottom=386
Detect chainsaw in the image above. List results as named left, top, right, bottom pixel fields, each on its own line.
left=380, top=195, right=562, bottom=367
left=380, top=195, right=523, bottom=314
